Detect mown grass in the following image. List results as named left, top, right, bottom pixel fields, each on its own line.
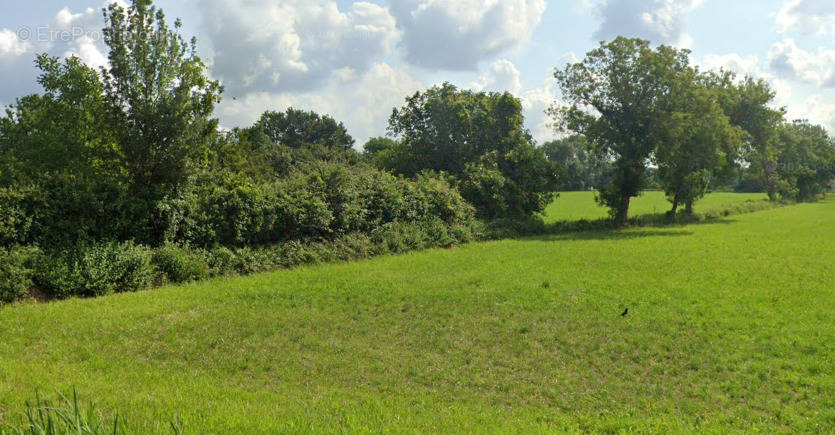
left=543, top=191, right=767, bottom=223
left=1, top=198, right=833, bottom=433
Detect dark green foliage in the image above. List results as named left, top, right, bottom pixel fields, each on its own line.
left=363, top=136, right=397, bottom=156
left=702, top=72, right=786, bottom=200
left=384, top=83, right=558, bottom=218
left=654, top=70, right=744, bottom=214
left=152, top=243, right=210, bottom=284
left=246, top=108, right=355, bottom=151
left=101, top=0, right=222, bottom=225
left=158, top=163, right=476, bottom=248
left=0, top=55, right=114, bottom=187
left=0, top=247, right=38, bottom=304
left=775, top=120, right=835, bottom=201
left=32, top=242, right=154, bottom=298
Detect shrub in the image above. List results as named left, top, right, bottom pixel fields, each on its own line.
left=157, top=163, right=477, bottom=249
left=0, top=246, right=39, bottom=304
left=152, top=244, right=210, bottom=284
left=32, top=242, right=154, bottom=298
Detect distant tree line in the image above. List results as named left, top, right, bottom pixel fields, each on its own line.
left=0, top=1, right=832, bottom=304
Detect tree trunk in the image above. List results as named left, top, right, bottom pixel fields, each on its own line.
left=685, top=200, right=694, bottom=214
left=614, top=195, right=630, bottom=227
left=670, top=196, right=679, bottom=214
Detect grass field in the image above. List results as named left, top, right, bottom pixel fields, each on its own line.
left=543, top=191, right=768, bottom=223
left=1, top=197, right=833, bottom=433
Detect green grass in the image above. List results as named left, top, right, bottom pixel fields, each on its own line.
left=543, top=191, right=767, bottom=223
left=1, top=199, right=833, bottom=433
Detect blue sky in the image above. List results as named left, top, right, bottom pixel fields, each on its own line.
left=1, top=0, right=834, bottom=144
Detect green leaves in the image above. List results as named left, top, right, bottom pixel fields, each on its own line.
left=385, top=83, right=558, bottom=218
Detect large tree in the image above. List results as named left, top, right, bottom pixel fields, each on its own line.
left=384, top=83, right=558, bottom=218
left=654, top=71, right=744, bottom=214
left=101, top=0, right=222, bottom=202
left=702, top=72, right=785, bottom=200
left=552, top=37, right=691, bottom=225
left=775, top=120, right=835, bottom=201
left=0, top=55, right=115, bottom=185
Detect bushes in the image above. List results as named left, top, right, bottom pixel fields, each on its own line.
left=152, top=244, right=210, bottom=284
left=0, top=247, right=38, bottom=304
left=32, top=242, right=154, bottom=299
left=158, top=163, right=477, bottom=248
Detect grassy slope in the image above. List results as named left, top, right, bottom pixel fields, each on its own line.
left=1, top=198, right=833, bottom=433
left=544, top=191, right=767, bottom=223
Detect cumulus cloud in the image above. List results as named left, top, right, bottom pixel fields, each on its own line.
left=701, top=53, right=762, bottom=77
left=777, top=0, right=835, bottom=35
left=592, top=0, right=704, bottom=47
left=786, top=95, right=835, bottom=132
left=389, top=0, right=546, bottom=70
left=698, top=53, right=794, bottom=108
left=0, top=29, right=31, bottom=57
left=470, top=59, right=523, bottom=94
left=216, top=62, right=423, bottom=144
left=201, top=0, right=399, bottom=95
left=0, top=3, right=114, bottom=103
left=768, top=39, right=835, bottom=87
left=520, top=76, right=561, bottom=144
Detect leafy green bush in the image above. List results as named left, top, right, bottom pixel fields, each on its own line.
left=152, top=244, right=210, bottom=284
left=0, top=246, right=39, bottom=304
left=32, top=242, right=154, bottom=298
left=158, top=163, right=476, bottom=249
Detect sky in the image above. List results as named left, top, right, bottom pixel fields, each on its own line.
left=1, top=0, right=834, bottom=146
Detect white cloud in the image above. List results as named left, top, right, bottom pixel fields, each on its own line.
left=0, top=29, right=31, bottom=57
left=777, top=0, right=835, bottom=35
left=201, top=0, right=399, bottom=95
left=470, top=59, right=523, bottom=94
left=768, top=39, right=835, bottom=87
left=698, top=53, right=794, bottom=108
left=520, top=75, right=561, bottom=144
left=389, top=0, right=547, bottom=70
left=216, top=62, right=423, bottom=144
left=593, top=0, right=704, bottom=47
left=786, top=95, right=835, bottom=132
left=0, top=3, right=114, bottom=103
left=701, top=53, right=762, bottom=77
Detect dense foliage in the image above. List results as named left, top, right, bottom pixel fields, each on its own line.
left=380, top=83, right=559, bottom=219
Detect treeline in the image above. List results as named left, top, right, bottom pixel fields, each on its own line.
left=551, top=37, right=835, bottom=222
left=1, top=1, right=833, bottom=304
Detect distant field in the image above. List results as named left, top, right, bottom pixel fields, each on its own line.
left=1, top=199, right=833, bottom=433
left=544, top=191, right=768, bottom=223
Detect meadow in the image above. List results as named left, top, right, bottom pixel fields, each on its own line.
left=1, top=195, right=833, bottom=433
left=543, top=191, right=768, bottom=223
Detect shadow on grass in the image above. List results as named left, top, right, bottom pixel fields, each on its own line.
left=529, top=228, right=696, bottom=242
left=485, top=200, right=785, bottom=242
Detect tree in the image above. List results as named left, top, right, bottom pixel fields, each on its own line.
left=775, top=120, right=835, bottom=201
left=249, top=108, right=355, bottom=151
left=385, top=83, right=558, bottom=218
left=101, top=0, right=222, bottom=202
left=552, top=37, right=691, bottom=225
left=654, top=71, right=744, bottom=214
left=0, top=55, right=115, bottom=185
left=542, top=135, right=612, bottom=191
left=703, top=72, right=785, bottom=200
left=362, top=137, right=397, bottom=156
